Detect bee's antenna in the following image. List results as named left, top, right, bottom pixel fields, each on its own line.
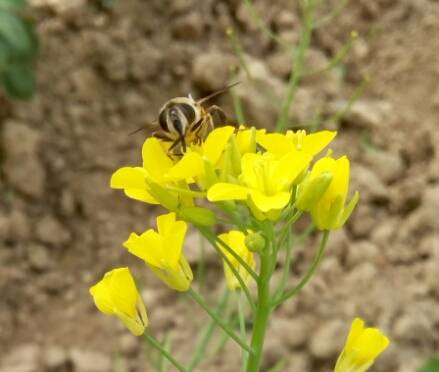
left=197, top=81, right=240, bottom=104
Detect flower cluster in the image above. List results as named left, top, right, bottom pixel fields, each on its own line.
left=90, top=126, right=358, bottom=346
left=110, top=126, right=358, bottom=227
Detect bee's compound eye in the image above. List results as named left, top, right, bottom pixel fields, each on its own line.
left=176, top=103, right=196, bottom=125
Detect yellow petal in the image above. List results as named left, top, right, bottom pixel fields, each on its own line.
left=345, top=318, right=365, bottom=351
left=107, top=267, right=139, bottom=318
left=302, top=130, right=337, bottom=155
left=202, top=126, right=235, bottom=164
left=273, top=151, right=311, bottom=187
left=111, top=167, right=147, bottom=189
left=142, top=137, right=174, bottom=181
left=156, top=212, right=177, bottom=236
left=240, top=153, right=260, bottom=189
left=248, top=189, right=291, bottom=213
left=124, top=188, right=158, bottom=204
left=89, top=279, right=113, bottom=314
left=257, top=132, right=292, bottom=155
left=166, top=152, right=204, bottom=181
left=123, top=230, right=164, bottom=268
left=207, top=183, right=250, bottom=201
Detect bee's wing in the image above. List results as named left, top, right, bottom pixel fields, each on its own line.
left=197, top=81, right=240, bottom=104
left=128, top=120, right=158, bottom=136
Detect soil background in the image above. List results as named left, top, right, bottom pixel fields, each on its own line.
left=0, top=0, right=438, bottom=371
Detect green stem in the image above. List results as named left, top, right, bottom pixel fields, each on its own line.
left=187, top=289, right=230, bottom=371
left=144, top=332, right=188, bottom=372
left=274, top=230, right=294, bottom=300
left=246, top=253, right=273, bottom=372
left=272, top=231, right=330, bottom=308
left=237, top=292, right=248, bottom=372
left=188, top=288, right=253, bottom=354
left=278, top=210, right=303, bottom=249
left=275, top=0, right=316, bottom=132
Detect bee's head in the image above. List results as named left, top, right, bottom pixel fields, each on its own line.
left=158, top=96, right=201, bottom=136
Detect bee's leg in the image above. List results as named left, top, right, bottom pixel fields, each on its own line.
left=168, top=137, right=182, bottom=153
left=153, top=130, right=175, bottom=141
left=207, top=105, right=227, bottom=125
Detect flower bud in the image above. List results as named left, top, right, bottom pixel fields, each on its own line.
left=178, top=206, right=216, bottom=226
left=296, top=171, right=333, bottom=211
left=144, top=176, right=179, bottom=211
left=245, top=232, right=266, bottom=253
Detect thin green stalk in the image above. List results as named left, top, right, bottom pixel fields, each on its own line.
left=314, top=0, right=349, bottom=28
left=164, top=186, right=206, bottom=198
left=196, top=233, right=206, bottom=292
left=197, top=226, right=256, bottom=311
left=326, top=76, right=370, bottom=126
left=243, top=0, right=289, bottom=49
left=272, top=231, right=330, bottom=308
left=144, top=332, right=188, bottom=372
left=245, top=252, right=273, bottom=372
left=227, top=28, right=252, bottom=80
left=230, top=74, right=247, bottom=126
left=201, top=227, right=258, bottom=281
left=274, top=229, right=294, bottom=301
left=159, top=333, right=173, bottom=372
left=278, top=210, right=303, bottom=249
left=237, top=291, right=249, bottom=371
left=187, top=289, right=230, bottom=371
left=275, top=0, right=317, bottom=132
left=304, top=31, right=358, bottom=76
left=188, top=288, right=253, bottom=354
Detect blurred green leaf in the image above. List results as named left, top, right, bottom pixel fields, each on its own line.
left=0, top=10, right=33, bottom=55
left=1, top=63, right=36, bottom=99
left=0, top=37, right=11, bottom=67
left=0, top=0, right=27, bottom=11
left=418, top=358, right=439, bottom=372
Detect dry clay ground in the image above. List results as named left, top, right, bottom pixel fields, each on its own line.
left=0, top=0, right=438, bottom=371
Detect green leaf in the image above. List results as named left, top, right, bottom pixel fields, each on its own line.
left=0, top=11, right=33, bottom=55
left=0, top=0, right=27, bottom=11
left=1, top=63, right=36, bottom=99
left=0, top=37, right=11, bottom=68
left=418, top=358, right=439, bottom=372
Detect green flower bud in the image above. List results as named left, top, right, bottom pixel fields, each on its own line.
left=296, top=171, right=333, bottom=212
left=144, top=176, right=179, bottom=211
left=178, top=206, right=216, bottom=226
left=245, top=232, right=266, bottom=253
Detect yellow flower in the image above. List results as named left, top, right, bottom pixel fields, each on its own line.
left=208, top=150, right=311, bottom=220
left=301, top=155, right=359, bottom=230
left=334, top=318, right=390, bottom=372
left=110, top=137, right=175, bottom=204
left=123, top=212, right=193, bottom=291
left=217, top=231, right=255, bottom=290
left=165, top=126, right=236, bottom=184
left=89, top=267, right=148, bottom=336
left=258, top=129, right=336, bottom=157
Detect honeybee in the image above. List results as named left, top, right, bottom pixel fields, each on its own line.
left=131, top=82, right=239, bottom=156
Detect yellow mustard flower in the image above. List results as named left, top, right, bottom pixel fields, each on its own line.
left=257, top=129, right=336, bottom=157
left=123, top=212, right=193, bottom=291
left=165, top=126, right=236, bottom=184
left=301, top=155, right=359, bottom=230
left=89, top=267, right=148, bottom=336
left=334, top=318, right=390, bottom=372
left=207, top=150, right=311, bottom=220
left=110, top=137, right=174, bottom=204
left=217, top=230, right=255, bottom=290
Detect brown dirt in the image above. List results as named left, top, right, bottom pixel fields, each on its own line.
left=0, top=0, right=438, bottom=371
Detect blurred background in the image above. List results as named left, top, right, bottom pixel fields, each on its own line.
left=0, top=0, right=438, bottom=371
